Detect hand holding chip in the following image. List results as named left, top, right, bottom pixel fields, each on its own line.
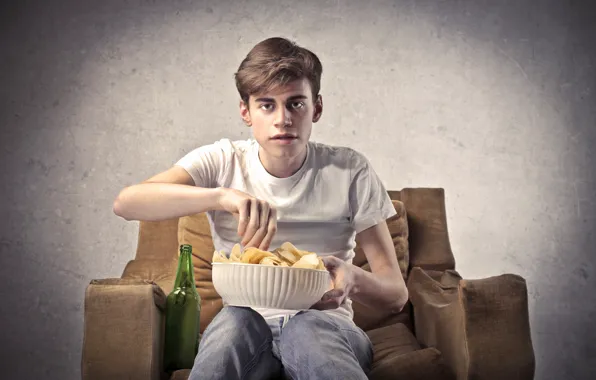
left=216, top=188, right=277, bottom=250
left=310, top=256, right=355, bottom=310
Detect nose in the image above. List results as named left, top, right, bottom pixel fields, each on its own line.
left=274, top=107, right=292, bottom=128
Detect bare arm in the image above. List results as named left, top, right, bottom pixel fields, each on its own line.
left=350, top=221, right=409, bottom=313
left=113, top=166, right=278, bottom=249
left=112, top=166, right=224, bottom=221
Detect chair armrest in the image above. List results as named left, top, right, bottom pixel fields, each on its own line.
left=121, top=258, right=178, bottom=295
left=81, top=278, right=167, bottom=380
left=407, top=267, right=535, bottom=380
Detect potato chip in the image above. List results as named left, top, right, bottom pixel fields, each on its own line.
left=230, top=244, right=242, bottom=262
left=212, top=250, right=229, bottom=263
left=280, top=242, right=301, bottom=257
left=241, top=247, right=277, bottom=264
left=276, top=249, right=299, bottom=265
left=316, top=257, right=326, bottom=270
left=211, top=241, right=327, bottom=271
left=292, top=253, right=320, bottom=270
left=259, top=256, right=285, bottom=266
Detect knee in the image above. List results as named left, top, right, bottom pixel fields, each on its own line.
left=205, top=306, right=270, bottom=339
left=214, top=306, right=263, bottom=322
left=280, top=310, right=336, bottom=345
left=286, top=310, right=336, bottom=331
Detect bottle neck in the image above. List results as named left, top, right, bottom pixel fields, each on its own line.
left=173, top=248, right=196, bottom=290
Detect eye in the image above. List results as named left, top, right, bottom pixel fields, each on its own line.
left=259, top=103, right=274, bottom=111
left=290, top=101, right=305, bottom=109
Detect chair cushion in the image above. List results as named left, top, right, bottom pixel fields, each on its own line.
left=369, top=347, right=454, bottom=380
left=367, top=323, right=420, bottom=363
left=367, top=320, right=453, bottom=379
left=352, top=200, right=409, bottom=279
left=135, top=218, right=180, bottom=261
left=396, top=188, right=455, bottom=271
left=170, top=369, right=190, bottom=380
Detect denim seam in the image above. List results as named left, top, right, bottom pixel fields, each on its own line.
left=279, top=340, right=299, bottom=380
left=339, top=328, right=364, bottom=335
left=240, top=337, right=273, bottom=380
left=340, top=328, right=373, bottom=372
left=282, top=357, right=299, bottom=380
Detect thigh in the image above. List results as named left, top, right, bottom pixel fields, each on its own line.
left=279, top=310, right=373, bottom=378
left=190, top=306, right=282, bottom=380
left=199, top=306, right=266, bottom=343
left=323, top=313, right=374, bottom=371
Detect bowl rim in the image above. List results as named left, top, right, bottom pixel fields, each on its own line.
left=211, top=262, right=329, bottom=273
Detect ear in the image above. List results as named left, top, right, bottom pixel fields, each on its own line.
left=312, top=94, right=323, bottom=123
left=239, top=99, right=252, bottom=126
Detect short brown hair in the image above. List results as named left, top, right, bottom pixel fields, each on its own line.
left=234, top=37, right=323, bottom=105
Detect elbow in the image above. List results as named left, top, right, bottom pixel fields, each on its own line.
left=400, top=288, right=410, bottom=312
left=390, top=287, right=409, bottom=315
left=113, top=189, right=132, bottom=220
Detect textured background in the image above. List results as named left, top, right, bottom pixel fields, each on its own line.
left=1, top=0, right=595, bottom=379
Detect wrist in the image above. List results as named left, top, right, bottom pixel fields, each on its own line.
left=212, top=187, right=232, bottom=211
left=347, top=264, right=362, bottom=297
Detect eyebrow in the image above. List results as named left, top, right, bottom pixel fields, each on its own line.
left=254, top=95, right=308, bottom=103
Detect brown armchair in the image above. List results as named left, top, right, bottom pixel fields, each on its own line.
left=81, top=188, right=535, bottom=380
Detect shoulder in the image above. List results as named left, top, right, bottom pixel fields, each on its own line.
left=308, top=141, right=362, bottom=164
left=308, top=141, right=370, bottom=172
left=176, top=138, right=255, bottom=187
left=176, top=137, right=255, bottom=172
left=183, top=138, right=255, bottom=159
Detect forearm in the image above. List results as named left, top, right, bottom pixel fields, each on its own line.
left=113, top=183, right=224, bottom=221
left=350, top=265, right=409, bottom=314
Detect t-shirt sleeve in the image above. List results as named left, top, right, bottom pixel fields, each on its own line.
left=349, top=150, right=397, bottom=233
left=174, top=140, right=229, bottom=188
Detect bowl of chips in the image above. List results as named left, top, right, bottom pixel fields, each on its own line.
left=211, top=242, right=332, bottom=310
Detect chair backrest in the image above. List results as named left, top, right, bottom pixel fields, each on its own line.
left=389, top=188, right=456, bottom=272
left=134, top=218, right=179, bottom=261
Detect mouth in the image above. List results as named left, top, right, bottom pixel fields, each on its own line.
left=270, top=133, right=298, bottom=141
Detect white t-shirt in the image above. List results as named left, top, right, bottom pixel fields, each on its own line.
left=175, top=138, right=396, bottom=321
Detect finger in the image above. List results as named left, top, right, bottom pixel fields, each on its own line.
left=310, top=289, right=345, bottom=310
left=321, top=289, right=345, bottom=301
left=247, top=201, right=270, bottom=249
left=236, top=199, right=251, bottom=237
left=259, top=206, right=277, bottom=251
left=241, top=199, right=260, bottom=247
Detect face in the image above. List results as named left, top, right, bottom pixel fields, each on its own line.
left=240, top=78, right=323, bottom=162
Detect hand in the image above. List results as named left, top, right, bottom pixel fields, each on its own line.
left=311, top=256, right=355, bottom=310
left=217, top=188, right=277, bottom=250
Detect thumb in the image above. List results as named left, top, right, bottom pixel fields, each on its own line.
left=321, top=256, right=341, bottom=270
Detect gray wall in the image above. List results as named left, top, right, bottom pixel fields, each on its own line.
left=1, top=0, right=594, bottom=379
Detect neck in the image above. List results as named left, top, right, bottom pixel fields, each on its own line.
left=258, top=146, right=307, bottom=178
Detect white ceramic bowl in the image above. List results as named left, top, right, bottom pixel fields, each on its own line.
left=212, top=262, right=332, bottom=310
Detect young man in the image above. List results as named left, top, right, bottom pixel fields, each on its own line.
left=113, top=37, right=408, bottom=380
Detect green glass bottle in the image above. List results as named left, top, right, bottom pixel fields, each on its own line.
left=163, top=244, right=201, bottom=372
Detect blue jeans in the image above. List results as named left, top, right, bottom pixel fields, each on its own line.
left=188, top=306, right=373, bottom=380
